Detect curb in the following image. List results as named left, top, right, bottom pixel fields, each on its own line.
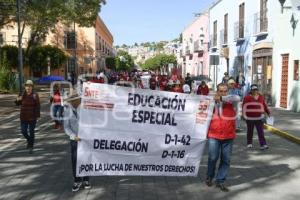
left=264, top=124, right=300, bottom=144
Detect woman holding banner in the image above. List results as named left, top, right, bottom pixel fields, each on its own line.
left=63, top=99, right=91, bottom=192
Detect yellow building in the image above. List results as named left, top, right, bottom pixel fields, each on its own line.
left=0, top=15, right=114, bottom=79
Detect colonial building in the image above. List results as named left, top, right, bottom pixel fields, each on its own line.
left=0, top=15, right=114, bottom=79
left=178, top=11, right=210, bottom=77
left=209, top=0, right=300, bottom=111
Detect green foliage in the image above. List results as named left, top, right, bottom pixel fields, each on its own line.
left=0, top=0, right=15, bottom=29
left=0, top=45, right=19, bottom=69
left=142, top=54, right=177, bottom=71
left=116, top=50, right=134, bottom=71
left=105, top=57, right=116, bottom=70
left=0, top=0, right=106, bottom=53
left=0, top=52, right=16, bottom=91
left=27, top=45, right=67, bottom=73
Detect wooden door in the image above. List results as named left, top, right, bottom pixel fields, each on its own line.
left=280, top=54, right=289, bottom=108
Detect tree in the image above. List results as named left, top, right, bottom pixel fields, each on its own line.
left=0, top=0, right=16, bottom=29
left=116, top=50, right=134, bottom=71
left=179, top=33, right=183, bottom=43
left=0, top=45, right=19, bottom=69
left=105, top=57, right=116, bottom=70
left=142, top=54, right=177, bottom=71
left=0, top=0, right=106, bottom=55
left=27, top=45, right=67, bottom=75
left=0, top=52, right=16, bottom=91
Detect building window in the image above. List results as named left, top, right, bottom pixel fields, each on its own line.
left=224, top=14, right=228, bottom=44
left=213, top=20, right=217, bottom=47
left=294, top=60, right=299, bottom=81
left=260, top=0, right=268, bottom=32
left=239, top=3, right=245, bottom=38
left=0, top=32, right=5, bottom=46
left=64, top=31, right=76, bottom=49
left=67, top=58, right=76, bottom=73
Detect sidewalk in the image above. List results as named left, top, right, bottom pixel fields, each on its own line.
left=264, top=107, right=300, bottom=144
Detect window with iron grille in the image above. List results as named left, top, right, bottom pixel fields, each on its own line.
left=224, top=14, right=228, bottom=44
left=260, top=0, right=268, bottom=32
left=294, top=60, right=299, bottom=81
left=239, top=3, right=245, bottom=38
left=67, top=57, right=76, bottom=73
left=0, top=32, right=5, bottom=45
left=213, top=20, right=217, bottom=47
left=64, top=31, right=76, bottom=49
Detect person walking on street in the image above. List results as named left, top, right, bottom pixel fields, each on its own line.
left=242, top=84, right=271, bottom=150
left=206, top=83, right=240, bottom=192
left=182, top=82, right=191, bottom=94
left=197, top=81, right=209, bottom=95
left=228, top=79, right=242, bottom=131
left=222, top=72, right=230, bottom=84
left=236, top=72, right=246, bottom=97
left=64, top=99, right=91, bottom=192
left=15, top=80, right=40, bottom=154
left=149, top=74, right=157, bottom=90
left=185, top=73, right=193, bottom=89
left=51, top=84, right=64, bottom=129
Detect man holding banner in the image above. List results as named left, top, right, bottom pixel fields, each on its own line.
left=206, top=83, right=240, bottom=192
left=64, top=99, right=91, bottom=192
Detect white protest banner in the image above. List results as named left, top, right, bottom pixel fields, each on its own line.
left=77, top=83, right=214, bottom=177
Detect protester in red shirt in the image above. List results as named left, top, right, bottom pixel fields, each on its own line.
left=159, top=75, right=168, bottom=91
left=197, top=81, right=209, bottom=95
left=149, top=74, right=157, bottom=90
left=172, top=80, right=183, bottom=93
left=242, top=84, right=271, bottom=150
left=50, top=83, right=64, bottom=129
left=206, top=83, right=240, bottom=192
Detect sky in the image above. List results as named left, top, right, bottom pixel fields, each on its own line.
left=100, top=0, right=215, bottom=46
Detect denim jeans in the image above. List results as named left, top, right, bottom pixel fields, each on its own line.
left=207, top=138, right=233, bottom=184
left=53, top=105, right=63, bottom=125
left=21, top=120, right=37, bottom=147
left=70, top=140, right=89, bottom=183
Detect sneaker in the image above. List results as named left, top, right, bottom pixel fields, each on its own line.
left=216, top=183, right=229, bottom=192
left=72, top=182, right=82, bottom=192
left=28, top=147, right=33, bottom=154
left=205, top=178, right=213, bottom=187
left=260, top=145, right=269, bottom=150
left=247, top=144, right=253, bottom=149
left=83, top=181, right=91, bottom=189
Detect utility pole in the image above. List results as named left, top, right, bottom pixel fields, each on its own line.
left=17, top=0, right=24, bottom=92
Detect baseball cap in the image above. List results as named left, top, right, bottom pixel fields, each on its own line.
left=250, top=84, right=259, bottom=90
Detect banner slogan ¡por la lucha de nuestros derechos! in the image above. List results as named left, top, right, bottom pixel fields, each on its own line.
left=77, top=83, right=214, bottom=177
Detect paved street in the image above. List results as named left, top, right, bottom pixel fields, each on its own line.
left=0, top=92, right=299, bottom=200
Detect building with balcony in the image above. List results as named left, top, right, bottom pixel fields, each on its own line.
left=209, top=0, right=300, bottom=111
left=178, top=11, right=209, bottom=77
left=0, top=15, right=114, bottom=79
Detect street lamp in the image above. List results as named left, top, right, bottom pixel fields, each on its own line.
left=290, top=13, right=298, bottom=36
left=17, top=0, right=24, bottom=92
left=279, top=0, right=286, bottom=13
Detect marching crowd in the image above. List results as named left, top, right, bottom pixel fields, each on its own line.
left=15, top=70, right=271, bottom=192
